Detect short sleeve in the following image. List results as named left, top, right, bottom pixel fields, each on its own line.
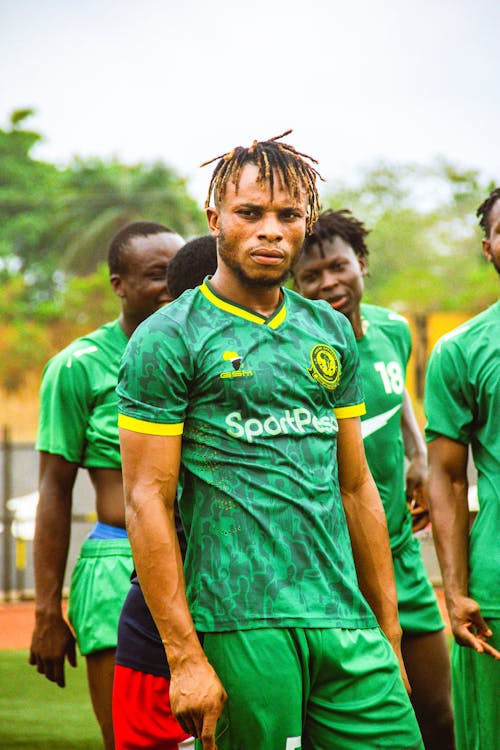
left=424, top=340, right=474, bottom=444
left=333, top=316, right=366, bottom=419
left=36, top=352, right=92, bottom=463
left=117, top=313, right=193, bottom=436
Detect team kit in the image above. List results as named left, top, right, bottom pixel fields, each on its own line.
left=31, top=136, right=499, bottom=750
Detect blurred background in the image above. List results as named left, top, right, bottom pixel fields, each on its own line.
left=0, top=0, right=498, bottom=598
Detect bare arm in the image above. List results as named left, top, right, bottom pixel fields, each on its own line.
left=428, top=436, right=500, bottom=659
left=401, top=389, right=429, bottom=531
left=337, top=417, right=409, bottom=689
left=29, top=452, right=78, bottom=686
left=119, top=428, right=227, bottom=749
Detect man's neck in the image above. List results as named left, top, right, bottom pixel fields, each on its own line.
left=209, top=268, right=283, bottom=319
left=347, top=305, right=364, bottom=340
left=118, top=312, right=140, bottom=339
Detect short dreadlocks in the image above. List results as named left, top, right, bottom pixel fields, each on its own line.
left=302, top=209, right=370, bottom=260
left=476, top=187, right=500, bottom=237
left=201, top=130, right=323, bottom=233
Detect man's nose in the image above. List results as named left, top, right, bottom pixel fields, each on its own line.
left=257, top=214, right=283, bottom=242
left=320, top=270, right=340, bottom=289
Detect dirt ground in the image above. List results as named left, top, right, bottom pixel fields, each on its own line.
left=0, top=600, right=69, bottom=650
left=0, top=592, right=451, bottom=652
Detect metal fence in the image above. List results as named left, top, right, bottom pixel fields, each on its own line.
left=1, top=427, right=96, bottom=601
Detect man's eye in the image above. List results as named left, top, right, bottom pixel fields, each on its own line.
left=237, top=209, right=257, bottom=217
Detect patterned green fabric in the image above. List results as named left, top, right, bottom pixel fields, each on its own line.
left=118, top=281, right=376, bottom=633
left=37, top=319, right=128, bottom=468
left=357, top=304, right=413, bottom=550
left=425, top=300, right=500, bottom=616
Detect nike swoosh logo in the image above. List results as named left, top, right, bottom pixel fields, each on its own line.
left=361, top=404, right=402, bottom=439
left=66, top=345, right=98, bottom=368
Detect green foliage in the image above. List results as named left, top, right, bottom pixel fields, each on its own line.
left=322, top=159, right=497, bottom=314
left=0, top=265, right=118, bottom=391
left=0, top=108, right=206, bottom=284
left=1, top=108, right=498, bottom=394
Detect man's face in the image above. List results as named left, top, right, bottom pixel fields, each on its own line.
left=294, top=236, right=366, bottom=320
left=113, top=231, right=184, bottom=320
left=207, top=162, right=308, bottom=288
left=483, top=198, right=500, bottom=277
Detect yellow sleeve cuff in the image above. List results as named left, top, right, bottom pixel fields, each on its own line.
left=118, top=413, right=184, bottom=436
left=334, top=403, right=366, bottom=419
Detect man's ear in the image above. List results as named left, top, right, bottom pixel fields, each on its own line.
left=110, top=274, right=125, bottom=297
left=482, top=238, right=492, bottom=264
left=358, top=256, right=368, bottom=277
left=206, top=206, right=220, bottom=237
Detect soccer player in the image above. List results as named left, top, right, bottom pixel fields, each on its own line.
left=424, top=187, right=500, bottom=750
left=29, top=222, right=184, bottom=750
left=293, top=209, right=455, bottom=749
left=117, top=133, right=423, bottom=750
left=166, top=235, right=217, bottom=300
left=113, top=235, right=217, bottom=750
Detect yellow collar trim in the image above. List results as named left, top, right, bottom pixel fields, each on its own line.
left=200, top=281, right=287, bottom=328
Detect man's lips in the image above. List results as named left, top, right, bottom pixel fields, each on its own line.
left=250, top=247, right=285, bottom=266
left=329, top=295, right=348, bottom=310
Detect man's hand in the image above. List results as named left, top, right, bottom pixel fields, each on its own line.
left=29, top=614, right=77, bottom=687
left=449, top=595, right=500, bottom=659
left=406, top=454, right=429, bottom=532
left=170, top=656, right=227, bottom=750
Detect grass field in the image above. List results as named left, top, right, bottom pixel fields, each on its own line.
left=0, top=650, right=102, bottom=749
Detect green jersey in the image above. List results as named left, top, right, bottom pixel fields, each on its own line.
left=358, top=304, right=413, bottom=550
left=37, top=320, right=128, bottom=468
left=424, top=301, right=500, bottom=616
left=118, top=281, right=376, bottom=633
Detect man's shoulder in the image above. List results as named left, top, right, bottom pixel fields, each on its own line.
left=362, top=303, right=409, bottom=330
left=432, top=302, right=499, bottom=357
left=286, top=288, right=351, bottom=331
left=43, top=320, right=123, bottom=377
left=136, top=288, right=200, bottom=336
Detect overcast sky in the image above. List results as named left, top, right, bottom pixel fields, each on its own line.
left=1, top=0, right=499, bottom=204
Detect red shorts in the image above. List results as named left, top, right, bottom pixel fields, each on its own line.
left=113, top=664, right=193, bottom=749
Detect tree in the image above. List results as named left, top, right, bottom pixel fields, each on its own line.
left=45, top=158, right=205, bottom=275
left=321, top=159, right=497, bottom=314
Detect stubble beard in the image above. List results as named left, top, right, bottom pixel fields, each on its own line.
left=217, top=229, right=292, bottom=289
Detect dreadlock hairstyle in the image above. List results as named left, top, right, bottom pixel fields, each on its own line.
left=476, top=187, right=500, bottom=237
left=200, top=130, right=323, bottom=233
left=108, top=221, right=175, bottom=275
left=302, top=209, right=370, bottom=260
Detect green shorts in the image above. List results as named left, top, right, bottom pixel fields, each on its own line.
left=393, top=536, right=444, bottom=634
left=451, top=619, right=500, bottom=750
left=197, top=627, right=423, bottom=750
left=67, top=538, right=133, bottom=655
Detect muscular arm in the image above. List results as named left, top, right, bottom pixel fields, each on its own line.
left=401, top=389, right=429, bottom=531
left=428, top=436, right=500, bottom=658
left=338, top=417, right=409, bottom=689
left=29, top=452, right=78, bottom=686
left=119, top=428, right=227, bottom=749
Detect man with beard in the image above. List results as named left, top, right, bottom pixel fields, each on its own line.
left=116, top=133, right=423, bottom=750
left=425, top=187, right=500, bottom=750
left=293, top=209, right=454, bottom=750
left=30, top=222, right=184, bottom=750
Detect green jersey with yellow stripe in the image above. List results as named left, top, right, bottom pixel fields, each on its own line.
left=117, top=281, right=376, bottom=633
